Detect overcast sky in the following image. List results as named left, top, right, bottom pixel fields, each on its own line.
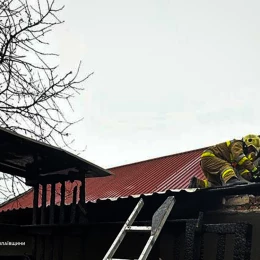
left=47, top=0, right=260, bottom=169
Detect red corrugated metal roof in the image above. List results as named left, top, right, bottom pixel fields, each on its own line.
left=0, top=147, right=205, bottom=212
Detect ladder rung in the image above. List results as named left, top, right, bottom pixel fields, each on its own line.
left=125, top=226, right=151, bottom=232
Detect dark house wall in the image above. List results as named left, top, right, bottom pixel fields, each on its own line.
left=0, top=192, right=259, bottom=259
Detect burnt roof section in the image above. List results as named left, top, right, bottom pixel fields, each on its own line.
left=0, top=127, right=112, bottom=180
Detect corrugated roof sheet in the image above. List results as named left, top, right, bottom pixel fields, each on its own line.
left=0, top=147, right=205, bottom=212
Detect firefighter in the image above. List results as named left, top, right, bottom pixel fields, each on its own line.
left=188, top=134, right=260, bottom=188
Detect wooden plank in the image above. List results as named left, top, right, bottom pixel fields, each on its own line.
left=70, top=185, right=77, bottom=224
left=32, top=184, right=39, bottom=225
left=80, top=234, right=86, bottom=260
left=79, top=175, right=86, bottom=224
left=59, top=181, right=65, bottom=224
left=41, top=184, right=47, bottom=224
left=58, top=181, right=65, bottom=260
left=49, top=183, right=56, bottom=224
left=26, top=171, right=86, bottom=185
left=32, top=184, right=39, bottom=260
left=48, top=236, right=54, bottom=260
left=40, top=184, right=47, bottom=260
left=216, top=234, right=226, bottom=260
left=58, top=236, right=64, bottom=260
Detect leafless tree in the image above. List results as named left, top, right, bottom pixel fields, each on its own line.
left=0, top=0, right=91, bottom=202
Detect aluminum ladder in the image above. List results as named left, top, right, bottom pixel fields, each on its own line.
left=103, top=196, right=176, bottom=260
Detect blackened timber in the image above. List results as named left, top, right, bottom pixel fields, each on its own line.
left=216, top=234, right=226, bottom=260
left=41, top=184, right=47, bottom=224
left=26, top=169, right=85, bottom=186
left=70, top=185, right=77, bottom=224
left=200, top=182, right=260, bottom=197
left=0, top=161, right=25, bottom=176
left=203, top=223, right=237, bottom=234
left=40, top=237, right=45, bottom=260
left=173, top=232, right=181, bottom=260
left=245, top=224, right=253, bottom=260
left=32, top=184, right=39, bottom=225
left=58, top=181, right=65, bottom=260
left=0, top=126, right=111, bottom=179
left=80, top=175, right=85, bottom=204
left=80, top=234, right=86, bottom=260
left=49, top=237, right=54, bottom=260
left=21, top=224, right=90, bottom=236
left=199, top=235, right=204, bottom=260
left=184, top=221, right=197, bottom=260
left=234, top=223, right=252, bottom=260
left=195, top=212, right=203, bottom=233
left=79, top=175, right=86, bottom=224
left=49, top=183, right=56, bottom=224
left=32, top=184, right=39, bottom=260
left=49, top=183, right=55, bottom=260
left=59, top=181, right=65, bottom=224
left=40, top=184, right=47, bottom=260
left=58, top=237, right=64, bottom=260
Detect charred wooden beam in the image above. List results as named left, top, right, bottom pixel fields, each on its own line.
left=79, top=175, right=87, bottom=224
left=58, top=237, right=64, bottom=260
left=32, top=184, right=39, bottom=225
left=21, top=224, right=90, bottom=236
left=32, top=184, right=39, bottom=260
left=48, top=183, right=56, bottom=260
left=0, top=161, right=25, bottom=176
left=40, top=237, right=45, bottom=260
left=58, top=181, right=66, bottom=260
left=26, top=169, right=85, bottom=186
left=59, top=181, right=65, bottom=224
left=49, top=183, right=56, bottom=224
left=40, top=184, right=47, bottom=260
left=40, top=190, right=47, bottom=260
left=70, top=185, right=77, bottom=224
left=49, top=237, right=54, bottom=260
left=79, top=177, right=85, bottom=205
left=80, top=234, right=86, bottom=260
left=216, top=234, right=226, bottom=260
left=41, top=184, right=47, bottom=224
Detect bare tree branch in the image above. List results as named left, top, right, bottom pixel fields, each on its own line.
left=0, top=0, right=91, bottom=202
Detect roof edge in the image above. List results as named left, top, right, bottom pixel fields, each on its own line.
left=0, top=188, right=33, bottom=208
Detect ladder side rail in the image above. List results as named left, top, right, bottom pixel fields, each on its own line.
left=103, top=198, right=145, bottom=260
left=138, top=196, right=176, bottom=260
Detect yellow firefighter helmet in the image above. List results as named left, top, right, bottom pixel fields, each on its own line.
left=243, top=134, right=260, bottom=153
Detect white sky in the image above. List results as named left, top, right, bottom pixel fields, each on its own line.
left=47, top=0, right=260, bottom=169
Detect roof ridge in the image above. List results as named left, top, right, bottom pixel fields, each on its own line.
left=108, top=146, right=206, bottom=170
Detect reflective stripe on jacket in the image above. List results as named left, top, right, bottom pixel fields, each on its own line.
left=201, top=139, right=257, bottom=173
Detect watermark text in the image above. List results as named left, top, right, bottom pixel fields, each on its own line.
left=0, top=241, right=25, bottom=246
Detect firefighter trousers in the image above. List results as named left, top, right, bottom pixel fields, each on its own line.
left=200, top=156, right=237, bottom=186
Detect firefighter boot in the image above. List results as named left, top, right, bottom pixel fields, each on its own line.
left=225, top=177, right=248, bottom=187
left=221, top=168, right=248, bottom=187
left=188, top=177, right=207, bottom=188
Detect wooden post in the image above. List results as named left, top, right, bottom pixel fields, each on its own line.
left=49, top=183, right=56, bottom=260
left=32, top=184, right=39, bottom=260
left=40, top=184, right=47, bottom=260
left=58, top=181, right=65, bottom=260
left=49, top=183, right=56, bottom=224
left=32, top=184, right=39, bottom=225
left=70, top=185, right=77, bottom=224
left=59, top=181, right=65, bottom=224
left=41, top=184, right=47, bottom=224
left=79, top=174, right=86, bottom=224
left=79, top=174, right=86, bottom=260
